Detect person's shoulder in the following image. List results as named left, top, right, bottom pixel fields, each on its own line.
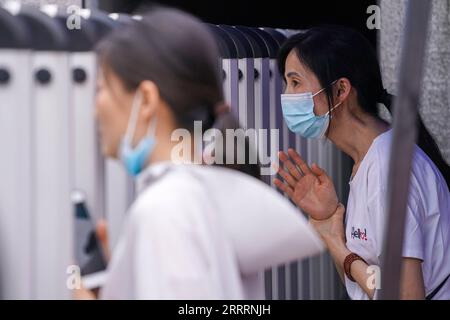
left=192, top=165, right=284, bottom=198
left=412, top=145, right=442, bottom=175
left=193, top=165, right=300, bottom=213
left=410, top=145, right=448, bottom=197
left=129, top=168, right=206, bottom=226
left=370, top=130, right=447, bottom=203
left=376, top=129, right=445, bottom=189
left=353, top=130, right=393, bottom=200
left=370, top=129, right=392, bottom=161
left=370, top=129, right=440, bottom=177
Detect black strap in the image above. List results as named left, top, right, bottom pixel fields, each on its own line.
left=426, top=273, right=450, bottom=300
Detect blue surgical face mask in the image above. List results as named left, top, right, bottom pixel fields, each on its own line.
left=120, top=91, right=157, bottom=177
left=281, top=83, right=342, bottom=139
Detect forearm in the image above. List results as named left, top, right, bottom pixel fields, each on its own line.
left=309, top=204, right=377, bottom=299
left=332, top=257, right=345, bottom=283
left=325, top=237, right=376, bottom=299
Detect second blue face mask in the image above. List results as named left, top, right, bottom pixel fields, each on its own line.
left=281, top=84, right=342, bottom=139
left=120, top=91, right=157, bottom=177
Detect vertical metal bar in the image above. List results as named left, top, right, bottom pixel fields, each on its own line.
left=264, top=269, right=273, bottom=300
left=271, top=266, right=278, bottom=299
left=0, top=49, right=33, bottom=299
left=71, top=53, right=105, bottom=222
left=277, top=265, right=286, bottom=300
left=33, top=51, right=73, bottom=299
left=380, top=0, right=431, bottom=300
left=289, top=262, right=299, bottom=300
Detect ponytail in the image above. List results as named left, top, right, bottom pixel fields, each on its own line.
left=379, top=89, right=450, bottom=189
left=205, top=104, right=261, bottom=179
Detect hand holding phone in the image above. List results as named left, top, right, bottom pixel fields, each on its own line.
left=72, top=190, right=108, bottom=289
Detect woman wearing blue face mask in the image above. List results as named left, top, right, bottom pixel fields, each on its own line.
left=274, top=26, right=450, bottom=300
left=76, top=8, right=324, bottom=300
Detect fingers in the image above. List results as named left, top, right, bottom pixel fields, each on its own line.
left=287, top=148, right=311, bottom=175
left=277, top=149, right=330, bottom=194
left=273, top=178, right=294, bottom=198
left=71, top=278, right=96, bottom=300
left=279, top=151, right=303, bottom=180
left=311, top=163, right=328, bottom=184
left=278, top=150, right=289, bottom=162
left=277, top=166, right=297, bottom=189
left=96, top=219, right=111, bottom=262
left=73, top=287, right=96, bottom=300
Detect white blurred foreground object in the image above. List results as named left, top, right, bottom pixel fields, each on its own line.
left=100, top=162, right=324, bottom=299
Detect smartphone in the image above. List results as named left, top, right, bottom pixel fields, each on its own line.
left=72, top=190, right=107, bottom=289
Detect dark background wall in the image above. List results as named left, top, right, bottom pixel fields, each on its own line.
left=96, top=0, right=377, bottom=46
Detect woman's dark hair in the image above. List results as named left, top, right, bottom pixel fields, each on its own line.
left=96, top=7, right=260, bottom=179
left=278, top=25, right=450, bottom=188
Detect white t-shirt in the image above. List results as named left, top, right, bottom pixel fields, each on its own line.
left=100, top=162, right=323, bottom=299
left=345, top=129, right=450, bottom=300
